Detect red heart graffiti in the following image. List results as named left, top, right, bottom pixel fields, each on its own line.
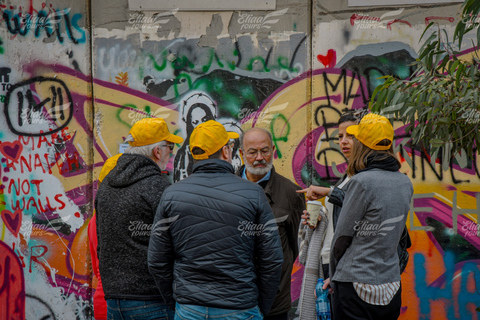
left=0, top=141, right=23, bottom=162
left=1, top=209, right=22, bottom=237
left=317, top=49, right=337, bottom=68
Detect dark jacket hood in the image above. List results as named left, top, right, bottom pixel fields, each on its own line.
left=107, top=153, right=162, bottom=188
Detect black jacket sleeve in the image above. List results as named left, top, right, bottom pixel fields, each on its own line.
left=328, top=187, right=345, bottom=207
left=148, top=198, right=176, bottom=311
left=289, top=191, right=306, bottom=260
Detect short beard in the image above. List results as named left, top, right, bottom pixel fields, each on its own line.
left=244, top=158, right=273, bottom=176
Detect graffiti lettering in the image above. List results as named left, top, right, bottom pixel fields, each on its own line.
left=5, top=153, right=54, bottom=174
left=4, top=77, right=73, bottom=136
left=414, top=252, right=480, bottom=319
left=0, top=67, right=11, bottom=83
left=2, top=8, right=86, bottom=44
left=18, top=129, right=72, bottom=150
left=29, top=245, right=49, bottom=274
left=396, top=140, right=479, bottom=183
left=10, top=194, right=66, bottom=214
left=321, top=69, right=369, bottom=110
left=7, top=178, right=43, bottom=196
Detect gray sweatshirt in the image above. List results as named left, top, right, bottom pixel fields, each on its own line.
left=330, top=168, right=413, bottom=284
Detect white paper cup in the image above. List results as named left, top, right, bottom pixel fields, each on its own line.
left=306, top=201, right=324, bottom=227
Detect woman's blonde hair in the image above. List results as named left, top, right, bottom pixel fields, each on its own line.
left=347, top=138, right=400, bottom=176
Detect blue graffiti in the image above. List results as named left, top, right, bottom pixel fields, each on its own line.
left=2, top=8, right=86, bottom=44
left=414, top=252, right=480, bottom=319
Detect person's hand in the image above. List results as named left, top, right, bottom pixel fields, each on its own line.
left=314, top=278, right=332, bottom=298
left=301, top=210, right=321, bottom=229
left=323, top=278, right=333, bottom=294
left=297, top=185, right=330, bottom=201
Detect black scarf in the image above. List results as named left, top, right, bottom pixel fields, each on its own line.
left=356, top=153, right=400, bottom=174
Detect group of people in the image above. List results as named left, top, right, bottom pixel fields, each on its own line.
left=89, top=110, right=413, bottom=320
left=297, top=112, right=412, bottom=319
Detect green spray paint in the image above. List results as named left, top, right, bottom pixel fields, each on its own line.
left=270, top=114, right=290, bottom=159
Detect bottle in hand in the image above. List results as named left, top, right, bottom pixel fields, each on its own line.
left=315, top=278, right=331, bottom=320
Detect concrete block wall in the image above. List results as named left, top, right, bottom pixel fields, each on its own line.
left=0, top=0, right=479, bottom=319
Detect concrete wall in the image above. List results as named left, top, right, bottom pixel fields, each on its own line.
left=0, top=0, right=479, bottom=319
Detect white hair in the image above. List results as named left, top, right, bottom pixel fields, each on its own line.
left=124, top=134, right=166, bottom=157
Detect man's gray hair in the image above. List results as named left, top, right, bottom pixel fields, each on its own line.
left=124, top=134, right=166, bottom=157
left=239, top=127, right=273, bottom=150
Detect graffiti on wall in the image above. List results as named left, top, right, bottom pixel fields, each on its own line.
left=1, top=4, right=86, bottom=44
left=0, top=3, right=479, bottom=316
left=0, top=60, right=185, bottom=318
left=95, top=34, right=307, bottom=95
left=244, top=51, right=480, bottom=318
left=95, top=33, right=480, bottom=319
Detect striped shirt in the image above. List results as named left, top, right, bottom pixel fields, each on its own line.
left=353, top=281, right=400, bottom=306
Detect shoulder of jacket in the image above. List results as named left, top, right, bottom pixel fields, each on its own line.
left=270, top=171, right=301, bottom=191
left=347, top=175, right=369, bottom=191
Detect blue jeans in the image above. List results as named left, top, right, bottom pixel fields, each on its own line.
left=174, top=303, right=263, bottom=320
left=107, top=299, right=174, bottom=320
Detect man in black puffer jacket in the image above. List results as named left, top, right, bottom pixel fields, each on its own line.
left=148, top=120, right=283, bottom=319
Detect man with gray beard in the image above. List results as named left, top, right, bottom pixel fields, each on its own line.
left=238, top=127, right=306, bottom=320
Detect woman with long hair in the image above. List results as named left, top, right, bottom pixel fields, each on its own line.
left=328, top=113, right=413, bottom=319
left=296, top=111, right=358, bottom=320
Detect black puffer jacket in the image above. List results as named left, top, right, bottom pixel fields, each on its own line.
left=237, top=165, right=305, bottom=316
left=148, top=159, right=283, bottom=315
left=95, top=153, right=171, bottom=299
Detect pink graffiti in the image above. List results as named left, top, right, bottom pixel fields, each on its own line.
left=0, top=241, right=25, bottom=320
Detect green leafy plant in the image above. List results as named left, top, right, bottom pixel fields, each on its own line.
left=369, top=0, right=480, bottom=159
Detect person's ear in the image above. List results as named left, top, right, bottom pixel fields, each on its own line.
left=153, top=146, right=162, bottom=160
left=221, top=145, right=229, bottom=160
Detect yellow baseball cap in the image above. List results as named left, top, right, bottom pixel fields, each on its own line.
left=128, top=118, right=184, bottom=146
left=346, top=113, right=394, bottom=150
left=99, top=153, right=122, bottom=182
left=189, top=120, right=239, bottom=160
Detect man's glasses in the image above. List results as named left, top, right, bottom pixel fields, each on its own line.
left=226, top=140, right=235, bottom=149
left=245, top=147, right=271, bottom=158
left=161, top=143, right=175, bottom=151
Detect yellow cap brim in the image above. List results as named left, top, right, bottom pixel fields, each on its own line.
left=165, top=134, right=184, bottom=144
left=227, top=132, right=240, bottom=140
left=346, top=124, right=359, bottom=137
